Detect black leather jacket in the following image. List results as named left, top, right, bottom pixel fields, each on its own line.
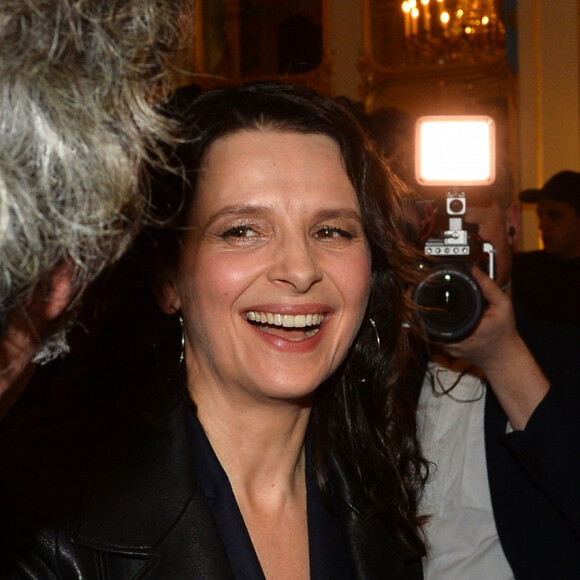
left=0, top=395, right=422, bottom=580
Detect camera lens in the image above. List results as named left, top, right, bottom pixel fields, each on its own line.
left=412, top=263, right=485, bottom=342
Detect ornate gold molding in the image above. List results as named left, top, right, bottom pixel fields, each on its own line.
left=359, top=0, right=514, bottom=113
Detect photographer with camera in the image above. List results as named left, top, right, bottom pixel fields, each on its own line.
left=414, top=169, right=580, bottom=578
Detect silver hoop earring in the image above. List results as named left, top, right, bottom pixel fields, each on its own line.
left=369, top=317, right=381, bottom=351
left=178, top=313, right=185, bottom=365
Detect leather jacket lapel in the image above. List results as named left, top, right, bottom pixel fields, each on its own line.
left=135, top=486, right=234, bottom=579
left=71, top=398, right=234, bottom=579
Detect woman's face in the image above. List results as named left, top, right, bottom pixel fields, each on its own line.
left=159, top=129, right=371, bottom=407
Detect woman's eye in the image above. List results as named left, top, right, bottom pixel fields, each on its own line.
left=314, top=226, right=353, bottom=240
left=220, top=225, right=257, bottom=239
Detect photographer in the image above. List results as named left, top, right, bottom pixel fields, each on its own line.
left=415, top=171, right=580, bottom=578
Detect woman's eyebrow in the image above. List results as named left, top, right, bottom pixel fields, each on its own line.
left=203, top=206, right=363, bottom=226
left=203, top=204, right=271, bottom=226
left=315, top=208, right=363, bottom=222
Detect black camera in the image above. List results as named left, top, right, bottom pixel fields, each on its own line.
left=412, top=191, right=496, bottom=342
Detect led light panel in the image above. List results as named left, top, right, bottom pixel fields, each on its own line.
left=415, top=115, right=496, bottom=186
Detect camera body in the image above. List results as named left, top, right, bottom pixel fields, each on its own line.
left=412, top=191, right=495, bottom=342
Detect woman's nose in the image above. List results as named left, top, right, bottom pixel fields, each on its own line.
left=267, top=235, right=323, bottom=293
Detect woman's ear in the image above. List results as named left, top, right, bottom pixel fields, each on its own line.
left=151, top=272, right=181, bottom=315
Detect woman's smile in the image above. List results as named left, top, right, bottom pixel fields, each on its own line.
left=246, top=308, right=327, bottom=342
left=247, top=312, right=324, bottom=339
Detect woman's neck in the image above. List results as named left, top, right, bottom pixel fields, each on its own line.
left=195, top=392, right=312, bottom=580
left=194, top=388, right=311, bottom=497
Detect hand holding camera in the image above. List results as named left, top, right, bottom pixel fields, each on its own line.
left=438, top=264, right=513, bottom=359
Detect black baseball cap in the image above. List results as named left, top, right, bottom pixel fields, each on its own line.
left=519, top=170, right=580, bottom=213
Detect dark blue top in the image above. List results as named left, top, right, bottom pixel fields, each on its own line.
left=186, top=408, right=355, bottom=580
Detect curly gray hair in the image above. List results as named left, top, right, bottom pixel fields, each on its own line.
left=0, top=0, right=190, bottom=361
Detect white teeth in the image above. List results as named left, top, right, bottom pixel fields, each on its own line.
left=294, top=315, right=306, bottom=328
left=246, top=311, right=324, bottom=328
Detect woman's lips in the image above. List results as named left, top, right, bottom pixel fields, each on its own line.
left=246, top=310, right=326, bottom=342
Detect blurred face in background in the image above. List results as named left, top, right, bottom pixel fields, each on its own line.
left=537, top=198, right=580, bottom=260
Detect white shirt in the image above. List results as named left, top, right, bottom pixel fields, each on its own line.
left=418, top=360, right=514, bottom=580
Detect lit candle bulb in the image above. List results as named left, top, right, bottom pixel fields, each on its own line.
left=402, top=2, right=411, bottom=38
left=440, top=10, right=450, bottom=37
left=411, top=7, right=419, bottom=35
left=421, top=0, right=431, bottom=33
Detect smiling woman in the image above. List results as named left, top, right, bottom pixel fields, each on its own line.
left=2, top=83, right=428, bottom=579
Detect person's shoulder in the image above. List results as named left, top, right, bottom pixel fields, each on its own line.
left=566, top=255, right=580, bottom=269
left=517, top=311, right=580, bottom=343
left=513, top=250, right=547, bottom=268
left=516, top=310, right=580, bottom=382
left=0, top=388, right=188, bottom=562
left=512, top=251, right=557, bottom=286
left=0, top=417, right=94, bottom=554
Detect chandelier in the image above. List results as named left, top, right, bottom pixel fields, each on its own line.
left=400, top=0, right=506, bottom=67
